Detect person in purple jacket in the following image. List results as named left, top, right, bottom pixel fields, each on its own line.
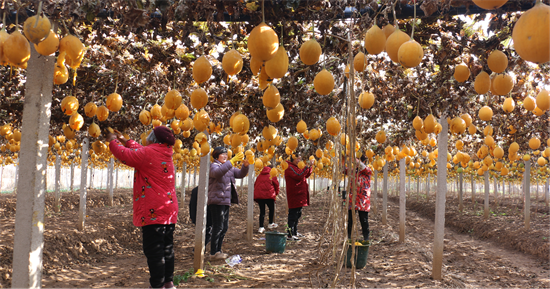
left=207, top=147, right=249, bottom=260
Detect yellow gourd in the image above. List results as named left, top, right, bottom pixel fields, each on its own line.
left=364, top=25, right=386, bottom=55
left=326, top=117, right=341, bottom=136
left=84, top=102, right=97, bottom=117
left=385, top=29, right=409, bottom=63
left=266, top=103, right=284, bottom=123
left=96, top=105, right=109, bottom=121
left=4, top=30, right=31, bottom=67
left=314, top=69, right=334, bottom=95
left=358, top=91, right=375, bottom=109
left=398, top=39, right=423, bottom=68
left=262, top=84, right=280, bottom=109
left=106, top=93, right=123, bottom=112
left=474, top=71, right=491, bottom=94
left=511, top=1, right=550, bottom=64
left=164, top=89, right=182, bottom=110
left=299, top=38, right=322, bottom=65
left=248, top=22, right=279, bottom=62
left=454, top=64, right=470, bottom=82
left=190, top=88, right=208, bottom=110
left=487, top=50, right=508, bottom=73
left=222, top=49, right=243, bottom=76
left=265, top=46, right=289, bottom=79
left=34, top=30, right=59, bottom=56
left=192, top=56, right=212, bottom=84
left=23, top=15, right=51, bottom=44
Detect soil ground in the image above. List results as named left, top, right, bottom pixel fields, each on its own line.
left=1, top=186, right=549, bottom=288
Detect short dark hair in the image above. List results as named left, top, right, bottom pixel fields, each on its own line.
left=212, top=146, right=228, bottom=160
left=360, top=155, right=367, bottom=163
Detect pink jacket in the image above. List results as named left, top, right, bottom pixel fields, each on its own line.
left=254, top=166, right=280, bottom=201
left=109, top=139, right=178, bottom=226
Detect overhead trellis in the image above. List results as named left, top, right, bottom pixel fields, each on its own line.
left=0, top=0, right=548, bottom=158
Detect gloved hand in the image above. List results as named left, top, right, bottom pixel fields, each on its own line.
left=230, top=152, right=244, bottom=166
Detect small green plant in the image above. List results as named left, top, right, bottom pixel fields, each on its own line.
left=173, top=268, right=194, bottom=285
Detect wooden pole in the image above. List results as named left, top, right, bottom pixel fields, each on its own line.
left=247, top=164, right=255, bottom=241
left=432, top=115, right=448, bottom=281
left=12, top=45, right=55, bottom=288
left=194, top=135, right=210, bottom=272
left=382, top=163, right=388, bottom=225
left=78, top=138, right=89, bottom=231
left=524, top=160, right=531, bottom=230
left=399, top=158, right=406, bottom=243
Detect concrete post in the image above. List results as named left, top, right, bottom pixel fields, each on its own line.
left=115, top=167, right=119, bottom=190
left=432, top=115, right=448, bottom=281
left=180, top=162, right=187, bottom=206
left=372, top=170, right=378, bottom=215
left=78, top=139, right=89, bottom=231
left=54, top=153, right=61, bottom=213
left=108, top=158, right=114, bottom=206
left=399, top=158, right=406, bottom=243
left=70, top=162, right=75, bottom=192
left=524, top=160, right=531, bottom=229
left=458, top=172, right=463, bottom=211
left=12, top=46, right=55, bottom=289
left=484, top=171, right=490, bottom=219
left=382, top=163, right=388, bottom=225
left=247, top=164, right=255, bottom=241
left=194, top=147, right=210, bottom=272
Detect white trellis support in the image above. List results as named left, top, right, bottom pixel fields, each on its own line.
left=432, top=116, right=448, bottom=281
left=78, top=138, right=89, bottom=231
left=194, top=144, right=210, bottom=272
left=372, top=170, right=378, bottom=215
left=54, top=154, right=61, bottom=212
left=180, top=162, right=187, bottom=206
left=247, top=164, right=255, bottom=241
left=458, top=172, right=463, bottom=211
left=382, top=163, right=388, bottom=225
left=115, top=167, right=119, bottom=190
left=399, top=158, right=406, bottom=243
left=484, top=171, right=490, bottom=219
left=524, top=160, right=531, bottom=229
left=70, top=162, right=75, bottom=192
left=12, top=47, right=55, bottom=288
left=108, top=158, right=114, bottom=206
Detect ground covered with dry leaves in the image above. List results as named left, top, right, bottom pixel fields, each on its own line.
left=1, top=186, right=549, bottom=288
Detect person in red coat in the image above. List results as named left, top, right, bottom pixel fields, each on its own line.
left=107, top=126, right=177, bottom=289
left=344, top=155, right=372, bottom=241
left=254, top=166, right=280, bottom=233
left=284, top=155, right=314, bottom=240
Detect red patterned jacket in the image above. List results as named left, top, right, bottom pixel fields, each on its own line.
left=109, top=139, right=178, bottom=226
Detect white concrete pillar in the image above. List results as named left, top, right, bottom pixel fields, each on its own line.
left=432, top=115, right=448, bottom=280
left=194, top=144, right=210, bottom=272
left=12, top=46, right=55, bottom=289
left=524, top=160, right=531, bottom=229
left=382, top=163, right=388, bottom=225
left=399, top=158, right=406, bottom=243
left=247, top=164, right=255, bottom=241
left=108, top=158, right=114, bottom=206
left=115, top=167, right=119, bottom=190
left=484, top=171, right=490, bottom=219
left=372, top=170, right=378, bottom=215
left=70, top=162, right=75, bottom=192
left=78, top=138, right=89, bottom=231
left=180, top=162, right=187, bottom=206
left=54, top=153, right=61, bottom=213
left=458, top=172, right=463, bottom=211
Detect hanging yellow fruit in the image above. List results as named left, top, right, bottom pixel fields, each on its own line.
left=299, top=38, right=322, bottom=65
left=61, top=96, right=79, bottom=115
left=353, top=52, right=367, bottom=72
left=478, top=106, right=493, bottom=121
left=192, top=55, right=212, bottom=84
left=314, top=69, right=334, bottom=95
left=536, top=90, right=549, bottom=111
left=424, top=114, right=437, bottom=133
left=4, top=30, right=31, bottom=67
left=150, top=104, right=162, bottom=120
left=413, top=116, right=424, bottom=131
left=96, top=105, right=109, bottom=121
left=472, top=0, right=508, bottom=10
left=263, top=84, right=280, bottom=109
left=454, top=64, right=470, bottom=82
left=523, top=95, right=536, bottom=111
left=358, top=91, right=375, bottom=109
left=529, top=137, right=541, bottom=150
left=474, top=71, right=491, bottom=94
left=326, top=117, right=341, bottom=136
left=88, top=122, right=100, bottom=138
left=265, top=46, right=289, bottom=79
left=287, top=136, right=298, bottom=151
left=106, top=93, right=123, bottom=112
left=175, top=103, right=190, bottom=120
left=34, top=30, right=59, bottom=56
left=23, top=14, right=51, bottom=44
left=250, top=56, right=262, bottom=75
left=511, top=1, right=550, bottom=64
left=266, top=103, right=284, bottom=123
left=398, top=39, right=423, bottom=68
left=487, top=50, right=508, bottom=73
left=53, top=61, right=69, bottom=85
left=492, top=73, right=514, bottom=95
left=231, top=113, right=250, bottom=135
left=248, top=22, right=279, bottom=62
left=191, top=88, right=209, bottom=110
left=193, top=109, right=210, bottom=132
left=296, top=120, right=307, bottom=134
left=376, top=130, right=386, bottom=143
left=385, top=29, right=409, bottom=63
left=84, top=102, right=97, bottom=118
left=164, top=89, right=182, bottom=110
left=222, top=49, right=243, bottom=76
left=58, top=35, right=85, bottom=69
left=364, top=24, right=386, bottom=55
left=502, top=97, right=515, bottom=113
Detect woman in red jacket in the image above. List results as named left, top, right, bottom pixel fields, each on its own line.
left=284, top=155, right=314, bottom=240
left=345, top=155, right=372, bottom=241
left=107, top=126, right=177, bottom=289
left=254, top=166, right=280, bottom=233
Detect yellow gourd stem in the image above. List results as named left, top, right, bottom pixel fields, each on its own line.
left=410, top=2, right=416, bottom=39
left=34, top=1, right=43, bottom=28
left=114, top=74, right=119, bottom=93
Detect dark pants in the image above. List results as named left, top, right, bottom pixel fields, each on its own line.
left=347, top=210, right=370, bottom=240
left=256, top=199, right=275, bottom=228
left=142, top=224, right=175, bottom=288
left=208, top=204, right=229, bottom=255
left=287, top=207, right=303, bottom=237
